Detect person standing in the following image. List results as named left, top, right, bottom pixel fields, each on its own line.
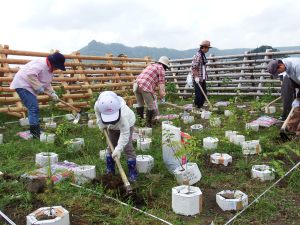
left=10, top=52, right=66, bottom=138
left=191, top=40, right=212, bottom=108
left=94, top=91, right=138, bottom=182
left=267, top=58, right=300, bottom=120
left=133, top=56, right=169, bottom=127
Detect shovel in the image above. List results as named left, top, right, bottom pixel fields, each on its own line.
left=45, top=93, right=82, bottom=124
left=280, top=106, right=296, bottom=141
left=103, top=128, right=133, bottom=194
left=195, top=82, right=214, bottom=110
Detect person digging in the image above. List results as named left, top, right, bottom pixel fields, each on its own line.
left=10, top=52, right=66, bottom=138
left=133, top=56, right=170, bottom=127
left=191, top=40, right=212, bottom=109
left=94, top=91, right=138, bottom=182
left=267, top=58, right=300, bottom=121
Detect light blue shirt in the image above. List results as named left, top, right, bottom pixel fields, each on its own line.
left=282, top=58, right=300, bottom=85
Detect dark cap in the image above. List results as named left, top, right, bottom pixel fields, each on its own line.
left=48, top=52, right=66, bottom=71
left=267, top=59, right=279, bottom=76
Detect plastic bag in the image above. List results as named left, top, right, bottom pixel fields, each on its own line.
left=186, top=72, right=193, bottom=87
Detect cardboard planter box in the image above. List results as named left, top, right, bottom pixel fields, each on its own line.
left=26, top=206, right=70, bottom=225
left=172, top=185, right=203, bottom=216
left=251, top=165, right=275, bottom=181
left=242, top=140, right=261, bottom=155
left=265, top=106, right=276, bottom=114
left=203, top=137, right=219, bottom=150
left=20, top=117, right=30, bottom=126
left=216, top=190, right=248, bottom=211
left=45, top=122, right=57, bottom=129
left=136, top=155, right=154, bottom=173
left=245, top=123, right=259, bottom=132
left=73, top=165, right=96, bottom=184
left=67, top=138, right=84, bottom=152
left=233, top=135, right=245, bottom=145
left=35, top=152, right=58, bottom=167
left=137, top=138, right=152, bottom=151
left=173, top=163, right=202, bottom=185
left=225, top=131, right=238, bottom=140
left=138, top=127, right=152, bottom=137
left=210, top=117, right=221, bottom=127
left=201, top=111, right=212, bottom=120
left=88, top=120, right=97, bottom=128
left=210, top=153, right=232, bottom=166
left=40, top=133, right=56, bottom=143
left=224, top=110, right=233, bottom=117
left=190, top=124, right=203, bottom=133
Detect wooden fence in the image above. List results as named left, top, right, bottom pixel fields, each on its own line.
left=0, top=45, right=152, bottom=118
left=167, top=49, right=300, bottom=97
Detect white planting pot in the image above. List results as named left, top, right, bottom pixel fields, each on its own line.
left=173, top=162, right=202, bottom=185
left=190, top=124, right=203, bottom=132
left=210, top=153, right=232, bottom=166
left=35, top=152, right=58, bottom=167
left=68, top=138, right=85, bottom=152
left=201, top=111, right=212, bottom=120
left=137, top=138, right=152, bottom=151
left=172, top=185, right=203, bottom=216
left=210, top=117, right=221, bottom=127
left=265, top=106, right=276, bottom=114
left=138, top=127, right=152, bottom=137
left=224, top=110, right=233, bottom=117
left=45, top=122, right=57, bottom=129
left=40, top=133, right=56, bottom=143
left=162, top=120, right=173, bottom=125
left=236, top=105, right=246, bottom=109
left=74, top=165, right=96, bottom=183
left=88, top=120, right=97, bottom=128
left=242, top=140, right=261, bottom=155
left=233, top=135, right=245, bottom=145
left=203, top=137, right=219, bottom=150
left=26, top=206, right=70, bottom=225
left=225, top=131, right=238, bottom=140
left=136, top=155, right=154, bottom=173
left=43, top=117, right=54, bottom=122
left=20, top=117, right=30, bottom=126
left=245, top=123, right=259, bottom=132
left=216, top=190, right=248, bottom=211
left=0, top=134, right=3, bottom=144
left=99, top=150, right=106, bottom=160
left=252, top=165, right=275, bottom=181
left=65, top=114, right=75, bottom=121
left=182, top=115, right=194, bottom=124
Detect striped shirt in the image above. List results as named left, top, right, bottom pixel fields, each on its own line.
left=191, top=50, right=208, bottom=82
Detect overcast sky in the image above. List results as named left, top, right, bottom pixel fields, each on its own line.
left=1, top=0, right=299, bottom=54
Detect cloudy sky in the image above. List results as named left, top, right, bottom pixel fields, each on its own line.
left=1, top=0, right=299, bottom=53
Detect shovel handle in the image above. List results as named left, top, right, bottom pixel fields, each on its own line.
left=45, top=92, right=80, bottom=113
left=196, top=82, right=213, bottom=109
left=103, top=129, right=132, bottom=192
left=261, top=96, right=281, bottom=111
left=281, top=106, right=296, bottom=131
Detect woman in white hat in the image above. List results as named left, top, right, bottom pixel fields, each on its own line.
left=94, top=91, right=138, bottom=181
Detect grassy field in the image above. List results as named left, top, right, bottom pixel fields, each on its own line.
left=0, top=97, right=300, bottom=225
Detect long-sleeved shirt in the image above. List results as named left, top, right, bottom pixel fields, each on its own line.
left=10, top=58, right=54, bottom=95
left=94, top=96, right=136, bottom=151
left=191, top=50, right=208, bottom=82
left=136, top=63, right=165, bottom=94
left=282, top=58, right=300, bottom=85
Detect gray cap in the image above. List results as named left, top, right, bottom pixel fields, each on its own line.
left=267, top=60, right=279, bottom=76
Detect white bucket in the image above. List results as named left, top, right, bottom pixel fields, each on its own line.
left=210, top=153, right=232, bottom=166
left=190, top=124, right=203, bottom=132
left=216, top=190, right=248, bottom=211
left=173, top=162, right=202, bottom=185
left=74, top=165, right=96, bottom=184
left=203, top=137, right=219, bottom=150
left=35, top=152, right=58, bottom=167
left=251, top=165, right=275, bottom=181
left=242, top=140, right=261, bottom=155
left=136, top=155, right=154, bottom=173
left=137, top=138, right=152, bottom=151
left=172, top=185, right=203, bottom=216
left=26, top=206, right=70, bottom=225
left=40, top=133, right=56, bottom=143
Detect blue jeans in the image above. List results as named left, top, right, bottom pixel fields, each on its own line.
left=15, top=88, right=39, bottom=125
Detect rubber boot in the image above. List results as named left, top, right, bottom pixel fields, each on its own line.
left=146, top=109, right=155, bottom=128
left=106, top=155, right=115, bottom=175
left=30, top=124, right=41, bottom=139
left=127, top=159, right=138, bottom=182
left=136, top=107, right=144, bottom=119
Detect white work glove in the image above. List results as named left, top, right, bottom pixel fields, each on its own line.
left=292, top=99, right=300, bottom=108
left=36, top=86, right=45, bottom=94
left=195, top=77, right=200, bottom=83
left=50, top=92, right=59, bottom=101
left=112, top=146, right=122, bottom=159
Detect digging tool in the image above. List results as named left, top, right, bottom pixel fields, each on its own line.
left=280, top=106, right=296, bottom=141
left=261, top=96, right=281, bottom=111
left=45, top=92, right=82, bottom=124
left=103, top=128, right=133, bottom=194
left=195, top=82, right=213, bottom=110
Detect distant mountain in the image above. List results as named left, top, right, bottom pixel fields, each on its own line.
left=79, top=40, right=300, bottom=60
